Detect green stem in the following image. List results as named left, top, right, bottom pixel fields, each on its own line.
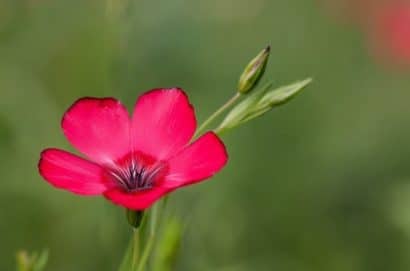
left=136, top=234, right=154, bottom=271
left=136, top=205, right=159, bottom=271
left=131, top=229, right=140, bottom=270
left=194, top=93, right=241, bottom=137
left=213, top=125, right=227, bottom=136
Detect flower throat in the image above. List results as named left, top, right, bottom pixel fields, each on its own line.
left=107, top=154, right=166, bottom=192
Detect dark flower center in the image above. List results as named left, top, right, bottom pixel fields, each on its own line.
left=106, top=154, right=167, bottom=193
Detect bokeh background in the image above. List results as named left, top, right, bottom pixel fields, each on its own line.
left=1, top=0, right=410, bottom=270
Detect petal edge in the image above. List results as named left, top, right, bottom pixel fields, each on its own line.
left=131, top=88, right=196, bottom=160
left=104, top=187, right=171, bottom=210
left=62, top=97, right=131, bottom=165
left=163, top=132, right=228, bottom=188
left=39, top=148, right=109, bottom=195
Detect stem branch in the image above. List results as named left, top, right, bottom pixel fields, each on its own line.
left=194, top=93, right=241, bottom=137
left=136, top=205, right=159, bottom=271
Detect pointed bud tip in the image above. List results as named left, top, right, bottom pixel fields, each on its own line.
left=238, top=46, right=271, bottom=94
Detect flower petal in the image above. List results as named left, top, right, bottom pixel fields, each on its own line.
left=104, top=187, right=171, bottom=210
left=163, top=132, right=228, bottom=188
left=39, top=148, right=109, bottom=195
left=131, top=88, right=196, bottom=160
left=62, top=97, right=130, bottom=165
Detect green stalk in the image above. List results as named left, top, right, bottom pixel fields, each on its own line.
left=194, top=93, right=241, bottom=137
left=136, top=204, right=159, bottom=271
left=131, top=229, right=140, bottom=270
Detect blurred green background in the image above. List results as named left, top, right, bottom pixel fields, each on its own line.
left=1, top=0, right=410, bottom=270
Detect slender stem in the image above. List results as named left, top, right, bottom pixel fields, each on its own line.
left=131, top=229, right=140, bottom=270
left=136, top=205, right=159, bottom=271
left=136, top=234, right=154, bottom=271
left=213, top=125, right=227, bottom=136
left=194, top=92, right=241, bottom=137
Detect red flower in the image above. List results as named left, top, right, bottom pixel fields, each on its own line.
left=38, top=88, right=228, bottom=210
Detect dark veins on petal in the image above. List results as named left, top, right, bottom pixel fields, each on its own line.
left=105, top=153, right=167, bottom=192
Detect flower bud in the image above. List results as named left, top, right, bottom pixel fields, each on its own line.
left=218, top=78, right=312, bottom=133
left=237, top=46, right=270, bottom=94
left=126, top=209, right=144, bottom=228
left=258, top=78, right=312, bottom=107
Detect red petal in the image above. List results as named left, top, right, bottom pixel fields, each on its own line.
left=104, top=187, right=171, bottom=210
left=39, top=148, right=109, bottom=195
left=163, top=132, right=228, bottom=188
left=131, top=88, right=196, bottom=160
left=62, top=98, right=130, bottom=165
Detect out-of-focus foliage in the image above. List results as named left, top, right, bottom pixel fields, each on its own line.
left=1, top=0, right=410, bottom=271
left=152, top=217, right=183, bottom=271
left=16, top=250, right=48, bottom=271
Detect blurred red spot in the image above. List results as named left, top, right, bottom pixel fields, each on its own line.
left=369, top=3, right=410, bottom=66
left=320, top=0, right=410, bottom=68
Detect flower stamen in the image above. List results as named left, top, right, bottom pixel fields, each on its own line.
left=107, top=158, right=166, bottom=193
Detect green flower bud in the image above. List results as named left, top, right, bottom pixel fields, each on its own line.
left=217, top=78, right=312, bottom=133
left=237, top=46, right=270, bottom=94
left=257, top=78, right=312, bottom=108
